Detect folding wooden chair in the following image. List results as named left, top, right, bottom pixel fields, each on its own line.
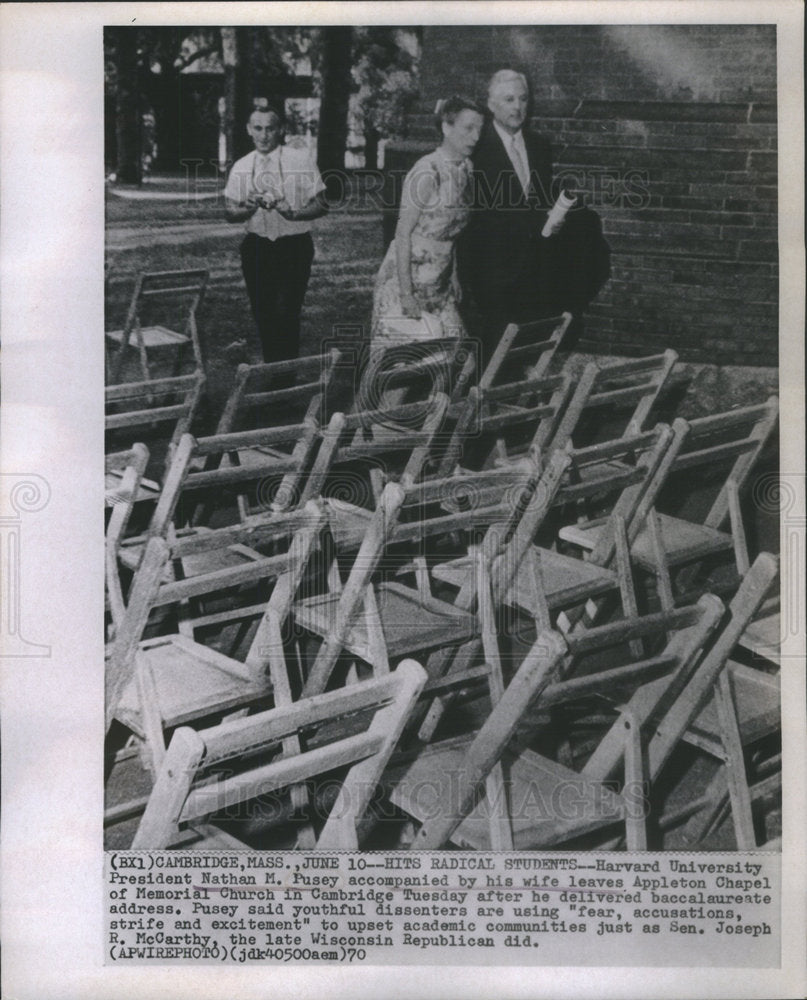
left=106, top=268, right=208, bottom=382
left=110, top=423, right=322, bottom=646
left=106, top=503, right=327, bottom=774
left=105, top=370, right=205, bottom=486
left=185, top=417, right=322, bottom=526
left=106, top=444, right=150, bottom=633
left=390, top=594, right=724, bottom=849
left=295, top=455, right=569, bottom=708
left=479, top=312, right=573, bottom=390
left=677, top=659, right=780, bottom=848
left=550, top=349, right=679, bottom=452
left=560, top=398, right=779, bottom=603
left=131, top=659, right=426, bottom=849
left=434, top=372, right=576, bottom=478
left=407, top=421, right=685, bottom=753
left=107, top=434, right=200, bottom=622
left=291, top=462, right=567, bottom=848
left=358, top=336, right=476, bottom=412
left=298, top=392, right=450, bottom=545
left=397, top=554, right=777, bottom=850
left=435, top=422, right=687, bottom=637
left=215, top=349, right=341, bottom=435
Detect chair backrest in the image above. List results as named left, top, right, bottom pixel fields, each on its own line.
left=300, top=392, right=450, bottom=507
left=667, top=397, right=779, bottom=531
left=105, top=502, right=328, bottom=732
left=302, top=483, right=407, bottom=696
left=552, top=350, right=679, bottom=451
left=479, top=312, right=573, bottom=390
left=132, top=658, right=427, bottom=849
left=105, top=370, right=206, bottom=470
left=179, top=418, right=321, bottom=525
left=106, top=443, right=150, bottom=629
left=215, top=349, right=341, bottom=434
left=129, top=268, right=208, bottom=325
left=583, top=552, right=778, bottom=783
left=523, top=421, right=684, bottom=570
left=436, top=372, right=575, bottom=476
left=357, top=337, right=474, bottom=411
left=410, top=596, right=722, bottom=849
left=389, top=451, right=571, bottom=582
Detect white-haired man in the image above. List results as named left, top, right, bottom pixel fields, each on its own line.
left=460, top=69, right=554, bottom=366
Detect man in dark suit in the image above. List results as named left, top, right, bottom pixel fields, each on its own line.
left=460, top=69, right=557, bottom=368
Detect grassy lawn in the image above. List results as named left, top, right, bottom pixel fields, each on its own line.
left=105, top=174, right=386, bottom=425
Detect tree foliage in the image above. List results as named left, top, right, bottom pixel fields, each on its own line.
left=352, top=28, right=420, bottom=138
left=105, top=25, right=420, bottom=179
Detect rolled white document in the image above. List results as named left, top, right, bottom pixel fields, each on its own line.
left=542, top=190, right=576, bottom=238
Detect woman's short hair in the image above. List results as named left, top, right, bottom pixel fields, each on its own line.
left=433, top=94, right=486, bottom=133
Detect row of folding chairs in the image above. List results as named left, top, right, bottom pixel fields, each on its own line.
left=105, top=308, right=780, bottom=852
left=107, top=370, right=778, bottom=627
left=105, top=328, right=679, bottom=525
left=106, top=403, right=779, bottom=850
left=104, top=313, right=576, bottom=498
left=123, top=534, right=779, bottom=851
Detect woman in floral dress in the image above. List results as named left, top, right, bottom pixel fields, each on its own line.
left=371, top=95, right=485, bottom=350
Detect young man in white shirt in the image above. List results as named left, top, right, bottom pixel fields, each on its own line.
left=225, top=105, right=328, bottom=363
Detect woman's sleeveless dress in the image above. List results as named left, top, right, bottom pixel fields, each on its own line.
left=371, top=149, right=473, bottom=348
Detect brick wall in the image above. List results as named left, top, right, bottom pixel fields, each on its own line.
left=396, top=24, right=778, bottom=365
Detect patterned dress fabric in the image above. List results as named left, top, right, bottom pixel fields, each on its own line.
left=371, top=150, right=473, bottom=348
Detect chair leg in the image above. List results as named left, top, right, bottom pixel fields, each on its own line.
left=648, top=507, right=676, bottom=618
left=681, top=769, right=729, bottom=844
left=623, top=711, right=648, bottom=850
left=726, top=478, right=751, bottom=577
left=713, top=668, right=757, bottom=849
left=135, top=326, right=150, bottom=382
left=135, top=658, right=167, bottom=775
left=614, top=514, right=643, bottom=659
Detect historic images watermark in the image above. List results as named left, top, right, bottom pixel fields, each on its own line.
left=0, top=474, right=52, bottom=658
left=751, top=471, right=804, bottom=661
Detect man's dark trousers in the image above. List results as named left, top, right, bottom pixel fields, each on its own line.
left=240, top=231, right=314, bottom=363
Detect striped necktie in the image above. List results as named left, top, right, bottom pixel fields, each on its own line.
left=510, top=135, right=531, bottom=196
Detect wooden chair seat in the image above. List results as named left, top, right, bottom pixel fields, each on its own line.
left=106, top=469, right=160, bottom=507
left=294, top=581, right=477, bottom=662
left=118, top=527, right=262, bottom=576
left=682, top=661, right=780, bottom=758
left=115, top=633, right=271, bottom=737
left=434, top=546, right=618, bottom=609
left=560, top=512, right=733, bottom=570
left=132, top=660, right=427, bottom=849
left=319, top=498, right=374, bottom=546
left=738, top=611, right=781, bottom=666
left=222, top=444, right=290, bottom=468
left=389, top=737, right=624, bottom=850
left=107, top=323, right=189, bottom=348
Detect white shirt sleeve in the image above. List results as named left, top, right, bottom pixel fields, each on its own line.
left=223, top=153, right=254, bottom=204
left=283, top=147, right=325, bottom=211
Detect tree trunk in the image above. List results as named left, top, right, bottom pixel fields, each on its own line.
left=112, top=28, right=141, bottom=184
left=363, top=125, right=380, bottom=171
left=220, top=27, right=238, bottom=167
left=234, top=28, right=256, bottom=160
left=317, top=27, right=353, bottom=196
